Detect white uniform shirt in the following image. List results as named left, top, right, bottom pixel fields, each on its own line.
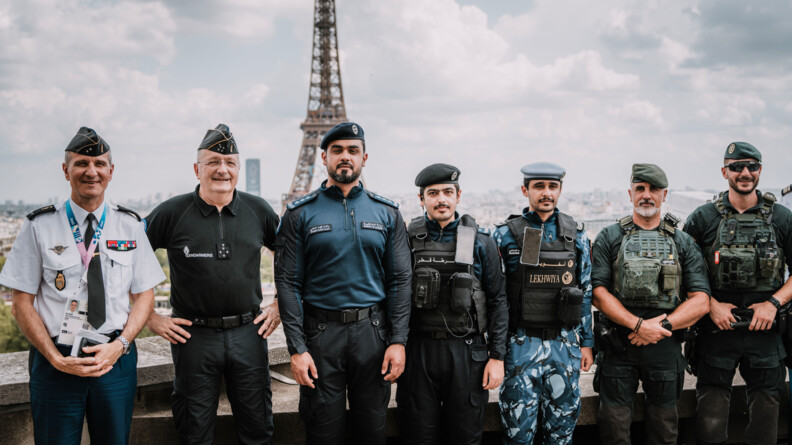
left=0, top=201, right=166, bottom=337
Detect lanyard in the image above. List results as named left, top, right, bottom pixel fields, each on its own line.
left=65, top=200, right=107, bottom=269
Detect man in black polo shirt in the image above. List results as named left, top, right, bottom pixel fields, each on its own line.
left=145, top=124, right=281, bottom=444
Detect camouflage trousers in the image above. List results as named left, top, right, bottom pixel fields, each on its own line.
left=499, top=328, right=581, bottom=445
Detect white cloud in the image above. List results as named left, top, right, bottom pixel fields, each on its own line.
left=607, top=100, right=664, bottom=126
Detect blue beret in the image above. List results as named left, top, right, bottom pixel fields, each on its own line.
left=520, top=162, right=566, bottom=182
left=321, top=122, right=365, bottom=151
left=65, top=127, right=110, bottom=156
left=198, top=123, right=238, bottom=154
left=415, top=163, right=460, bottom=187
left=724, top=141, right=761, bottom=162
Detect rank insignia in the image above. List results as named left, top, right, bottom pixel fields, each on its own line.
left=107, top=240, right=137, bottom=251
left=55, top=271, right=66, bottom=291
left=49, top=245, right=69, bottom=255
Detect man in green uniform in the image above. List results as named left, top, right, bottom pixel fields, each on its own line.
left=684, top=142, right=792, bottom=445
left=592, top=163, right=711, bottom=445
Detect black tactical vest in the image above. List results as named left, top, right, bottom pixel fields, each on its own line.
left=500, top=212, right=581, bottom=329
left=408, top=215, right=487, bottom=335
left=705, top=192, right=785, bottom=305
left=612, top=214, right=682, bottom=310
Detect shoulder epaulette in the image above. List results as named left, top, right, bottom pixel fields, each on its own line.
left=495, top=214, right=522, bottom=227
left=661, top=212, right=679, bottom=235
left=477, top=227, right=490, bottom=235
left=366, top=191, right=399, bottom=208
left=116, top=205, right=141, bottom=221
left=26, top=205, right=56, bottom=221
left=783, top=184, right=792, bottom=197
left=287, top=193, right=318, bottom=210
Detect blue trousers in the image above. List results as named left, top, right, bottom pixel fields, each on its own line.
left=29, top=342, right=137, bottom=445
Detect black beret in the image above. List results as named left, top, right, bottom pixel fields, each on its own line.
left=724, top=141, right=761, bottom=162
left=65, top=127, right=110, bottom=156
left=520, top=162, right=566, bottom=182
left=631, top=163, right=668, bottom=189
left=320, top=122, right=365, bottom=151
left=415, top=163, right=460, bottom=188
left=198, top=124, right=238, bottom=154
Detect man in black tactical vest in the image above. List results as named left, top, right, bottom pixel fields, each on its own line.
left=396, top=163, right=509, bottom=445
left=592, top=163, right=711, bottom=445
left=684, top=142, right=792, bottom=445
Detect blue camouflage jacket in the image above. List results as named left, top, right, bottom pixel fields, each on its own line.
left=493, top=208, right=594, bottom=348
left=274, top=181, right=412, bottom=356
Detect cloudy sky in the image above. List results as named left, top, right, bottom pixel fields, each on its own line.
left=2, top=0, right=791, bottom=205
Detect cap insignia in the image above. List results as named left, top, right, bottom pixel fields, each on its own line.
left=728, top=143, right=735, bottom=154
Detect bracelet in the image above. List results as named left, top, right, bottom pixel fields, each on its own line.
left=768, top=296, right=781, bottom=310
left=633, top=317, right=643, bottom=333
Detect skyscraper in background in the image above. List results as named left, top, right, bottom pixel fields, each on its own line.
left=246, top=159, right=260, bottom=196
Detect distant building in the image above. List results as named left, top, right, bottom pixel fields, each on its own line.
left=246, top=159, right=261, bottom=196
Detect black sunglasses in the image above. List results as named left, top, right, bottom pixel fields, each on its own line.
left=724, top=161, right=761, bottom=173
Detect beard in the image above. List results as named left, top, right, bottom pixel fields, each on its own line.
left=728, top=176, right=759, bottom=195
left=328, top=163, right=362, bottom=184
left=634, top=205, right=661, bottom=218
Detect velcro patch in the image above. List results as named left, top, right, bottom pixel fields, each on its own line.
left=107, top=240, right=137, bottom=251
left=361, top=221, right=385, bottom=231
left=508, top=249, right=521, bottom=256
left=308, top=224, right=332, bottom=236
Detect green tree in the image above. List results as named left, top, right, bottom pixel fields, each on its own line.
left=0, top=304, right=30, bottom=353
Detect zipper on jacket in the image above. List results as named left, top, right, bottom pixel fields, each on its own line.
left=343, top=199, right=349, bottom=230
left=351, top=209, right=357, bottom=242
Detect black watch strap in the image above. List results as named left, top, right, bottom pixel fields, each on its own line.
left=660, top=319, right=673, bottom=332
left=768, top=296, right=781, bottom=310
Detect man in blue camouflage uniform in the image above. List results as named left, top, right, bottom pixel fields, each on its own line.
left=275, top=122, right=412, bottom=445
left=397, top=163, right=508, bottom=445
left=494, top=162, right=594, bottom=444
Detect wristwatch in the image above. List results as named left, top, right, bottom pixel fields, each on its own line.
left=768, top=296, right=782, bottom=310
left=117, top=335, right=131, bottom=355
left=660, top=319, right=673, bottom=332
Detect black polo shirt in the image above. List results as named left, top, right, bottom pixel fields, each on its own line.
left=145, top=186, right=279, bottom=317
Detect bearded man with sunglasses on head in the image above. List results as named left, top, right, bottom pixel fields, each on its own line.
left=683, top=142, right=792, bottom=445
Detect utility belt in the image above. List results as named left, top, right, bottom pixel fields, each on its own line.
left=303, top=302, right=383, bottom=324
left=593, top=312, right=680, bottom=357
left=173, top=307, right=260, bottom=329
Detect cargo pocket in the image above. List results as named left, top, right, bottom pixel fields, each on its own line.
left=600, top=365, right=634, bottom=406
left=646, top=368, right=682, bottom=407
left=299, top=385, right=329, bottom=426
left=470, top=344, right=489, bottom=407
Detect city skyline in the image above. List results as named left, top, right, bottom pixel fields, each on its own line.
left=2, top=0, right=792, bottom=203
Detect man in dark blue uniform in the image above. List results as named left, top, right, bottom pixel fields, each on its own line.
left=144, top=124, right=281, bottom=444
left=275, top=122, right=412, bottom=444
left=396, top=163, right=508, bottom=445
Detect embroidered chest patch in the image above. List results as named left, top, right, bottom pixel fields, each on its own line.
left=361, top=221, right=385, bottom=231
left=308, top=224, right=333, bottom=236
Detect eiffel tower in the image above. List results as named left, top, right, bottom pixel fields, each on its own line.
left=282, top=0, right=350, bottom=210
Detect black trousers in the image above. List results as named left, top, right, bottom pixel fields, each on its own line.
left=300, top=306, right=391, bottom=445
left=171, top=321, right=274, bottom=445
left=695, top=329, right=786, bottom=445
left=396, top=334, right=489, bottom=445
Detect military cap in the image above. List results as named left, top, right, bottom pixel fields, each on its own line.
left=520, top=162, right=566, bottom=182
left=724, top=141, right=761, bottom=162
left=198, top=123, right=238, bottom=154
left=631, top=163, right=668, bottom=189
left=415, top=163, right=460, bottom=187
left=320, top=122, right=365, bottom=151
left=65, top=127, right=110, bottom=156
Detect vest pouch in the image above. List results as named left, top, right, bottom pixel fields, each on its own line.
left=413, top=267, right=440, bottom=309
left=449, top=272, right=474, bottom=314
left=759, top=257, right=781, bottom=279
left=661, top=262, right=678, bottom=292
left=472, top=288, right=487, bottom=333
left=558, top=287, right=583, bottom=326
left=716, top=247, right=757, bottom=289
left=621, top=258, right=661, bottom=299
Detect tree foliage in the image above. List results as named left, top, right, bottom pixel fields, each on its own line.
left=0, top=304, right=30, bottom=353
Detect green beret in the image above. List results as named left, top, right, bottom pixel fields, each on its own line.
left=198, top=124, right=238, bottom=154
left=65, top=127, right=110, bottom=156
left=415, top=163, right=460, bottom=187
left=724, top=141, right=761, bottom=162
left=631, top=163, right=668, bottom=189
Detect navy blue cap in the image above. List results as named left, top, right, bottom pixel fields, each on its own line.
left=724, top=141, right=761, bottom=162
left=65, top=127, right=110, bottom=156
left=320, top=122, right=365, bottom=151
left=520, top=162, right=566, bottom=182
left=415, top=163, right=460, bottom=187
left=198, top=124, right=238, bottom=154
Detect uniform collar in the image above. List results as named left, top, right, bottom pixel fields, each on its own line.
left=521, top=206, right=558, bottom=226
left=424, top=212, right=460, bottom=233
left=722, top=190, right=764, bottom=212
left=70, top=200, right=107, bottom=225
left=193, top=185, right=239, bottom=217
left=320, top=180, right=364, bottom=201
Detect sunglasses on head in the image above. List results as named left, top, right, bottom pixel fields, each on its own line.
left=724, top=161, right=761, bottom=173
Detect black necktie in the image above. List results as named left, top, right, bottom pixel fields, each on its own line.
left=85, top=214, right=106, bottom=329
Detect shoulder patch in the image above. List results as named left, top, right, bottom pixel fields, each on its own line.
left=366, top=191, right=399, bottom=208
left=116, top=205, right=142, bottom=221
left=287, top=193, right=318, bottom=210
left=26, top=205, right=56, bottom=221
left=783, top=184, right=792, bottom=196
left=477, top=227, right=490, bottom=235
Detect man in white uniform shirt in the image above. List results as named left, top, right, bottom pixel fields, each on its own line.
left=0, top=127, right=165, bottom=444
